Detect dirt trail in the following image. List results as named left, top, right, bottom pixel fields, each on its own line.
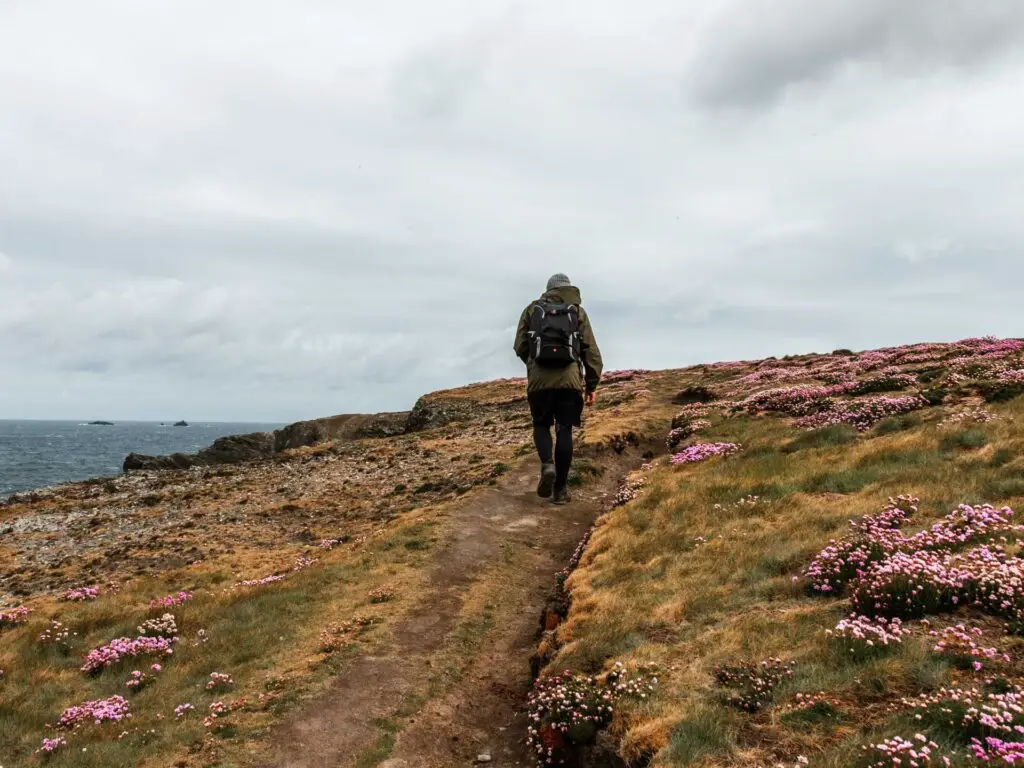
left=257, top=450, right=633, bottom=768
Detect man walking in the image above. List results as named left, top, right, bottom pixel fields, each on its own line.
left=514, top=274, right=603, bottom=505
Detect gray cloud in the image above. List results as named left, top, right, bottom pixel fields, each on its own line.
left=687, top=0, right=1024, bottom=108
left=1, top=0, right=1023, bottom=421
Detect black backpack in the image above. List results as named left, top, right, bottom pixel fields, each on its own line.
left=528, top=299, right=581, bottom=368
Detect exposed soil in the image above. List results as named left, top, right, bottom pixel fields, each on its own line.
left=257, top=449, right=639, bottom=768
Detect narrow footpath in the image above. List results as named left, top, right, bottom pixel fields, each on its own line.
left=256, top=450, right=634, bottom=768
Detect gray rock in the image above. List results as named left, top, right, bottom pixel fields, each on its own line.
left=406, top=396, right=476, bottom=432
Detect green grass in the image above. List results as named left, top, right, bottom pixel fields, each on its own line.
left=0, top=545, right=406, bottom=766
left=939, top=428, right=990, bottom=452
left=661, top=707, right=736, bottom=765
left=782, top=425, right=859, bottom=453
left=804, top=467, right=880, bottom=494
left=872, top=413, right=923, bottom=436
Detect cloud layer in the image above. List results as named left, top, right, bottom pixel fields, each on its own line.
left=2, top=1, right=1023, bottom=420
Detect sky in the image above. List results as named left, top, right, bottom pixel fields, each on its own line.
left=1, top=0, right=1023, bottom=422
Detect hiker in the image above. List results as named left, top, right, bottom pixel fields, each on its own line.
left=514, top=273, right=603, bottom=505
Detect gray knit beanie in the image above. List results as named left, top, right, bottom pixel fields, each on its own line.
left=546, top=273, right=572, bottom=291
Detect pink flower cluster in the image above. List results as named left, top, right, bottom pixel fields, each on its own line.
left=369, top=586, right=396, bottom=604
left=794, top=394, right=929, bottom=431
left=38, top=736, right=68, bottom=754
left=38, top=619, right=77, bottom=649
left=850, top=550, right=970, bottom=618
left=741, top=384, right=851, bottom=416
left=803, top=498, right=1021, bottom=616
left=803, top=496, right=918, bottom=594
left=674, top=402, right=715, bottom=420
left=971, top=737, right=1024, bottom=762
left=174, top=702, right=195, bottom=718
left=234, top=574, right=286, bottom=588
left=670, top=442, right=742, bottom=465
left=861, top=735, right=950, bottom=767
left=948, top=356, right=1011, bottom=379
left=526, top=662, right=657, bottom=766
left=930, top=624, right=1006, bottom=671
left=81, top=635, right=177, bottom=674
left=826, top=614, right=908, bottom=659
left=941, top=407, right=1001, bottom=425
left=613, top=477, right=646, bottom=508
left=0, top=605, right=31, bottom=628
left=125, top=665, right=162, bottom=692
left=206, top=672, right=234, bottom=691
left=713, top=658, right=794, bottom=712
left=738, top=367, right=810, bottom=386
left=203, top=698, right=247, bottom=729
left=57, top=695, right=132, bottom=729
left=998, top=369, right=1024, bottom=384
left=906, top=685, right=1024, bottom=739
left=319, top=616, right=379, bottom=652
left=148, top=591, right=193, bottom=609
left=138, top=613, right=178, bottom=637
left=62, top=586, right=100, bottom=602
left=782, top=691, right=842, bottom=716
left=903, top=504, right=1016, bottom=551
left=847, top=372, right=917, bottom=395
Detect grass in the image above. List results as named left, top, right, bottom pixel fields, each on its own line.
left=545, top=374, right=1024, bottom=766
left=0, top=509, right=445, bottom=767
left=782, top=425, right=859, bottom=453
left=9, top=343, right=1024, bottom=768
left=939, top=427, right=990, bottom=452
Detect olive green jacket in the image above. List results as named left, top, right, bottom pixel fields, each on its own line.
left=514, top=285, right=604, bottom=394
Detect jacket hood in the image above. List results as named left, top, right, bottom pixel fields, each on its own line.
left=540, top=285, right=582, bottom=305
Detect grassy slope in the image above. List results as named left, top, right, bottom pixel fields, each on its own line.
left=7, top=340, right=1024, bottom=768
left=0, top=372, right=664, bottom=767
left=0, top=394, right=530, bottom=767
left=547, top=344, right=1024, bottom=767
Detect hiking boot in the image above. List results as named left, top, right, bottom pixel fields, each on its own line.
left=552, top=486, right=571, bottom=505
left=537, top=463, right=556, bottom=498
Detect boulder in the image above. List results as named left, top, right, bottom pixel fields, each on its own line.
left=198, top=432, right=276, bottom=464
left=272, top=420, right=328, bottom=452
left=354, top=412, right=409, bottom=438
left=123, top=452, right=199, bottom=471
left=406, top=396, right=476, bottom=432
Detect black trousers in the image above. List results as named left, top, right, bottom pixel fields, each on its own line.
left=528, top=389, right=584, bottom=489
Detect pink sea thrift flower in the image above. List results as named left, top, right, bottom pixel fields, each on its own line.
left=38, top=736, right=68, bottom=754
left=62, top=586, right=100, bottom=602
left=670, top=443, right=742, bottom=465
left=0, top=605, right=31, bottom=628
left=148, top=591, right=193, bottom=609
left=81, top=636, right=176, bottom=674
left=58, top=695, right=131, bottom=729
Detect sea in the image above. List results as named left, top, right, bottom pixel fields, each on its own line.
left=0, top=420, right=286, bottom=499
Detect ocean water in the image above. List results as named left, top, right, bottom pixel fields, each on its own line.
left=0, top=420, right=286, bottom=498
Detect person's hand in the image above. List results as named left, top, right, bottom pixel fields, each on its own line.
left=585, top=391, right=596, bottom=407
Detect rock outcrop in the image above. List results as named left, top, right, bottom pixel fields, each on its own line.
left=122, top=390, right=528, bottom=473
left=122, top=412, right=412, bottom=472
left=406, top=396, right=477, bottom=432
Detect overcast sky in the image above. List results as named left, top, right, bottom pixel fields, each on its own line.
left=2, top=0, right=1023, bottom=422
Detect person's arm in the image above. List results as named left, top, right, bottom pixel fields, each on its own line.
left=579, top=309, right=603, bottom=402
left=513, top=305, right=531, bottom=364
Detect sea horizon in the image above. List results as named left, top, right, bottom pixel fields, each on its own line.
left=0, top=419, right=287, bottom=498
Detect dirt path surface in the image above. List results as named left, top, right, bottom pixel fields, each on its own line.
left=257, top=451, right=631, bottom=768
